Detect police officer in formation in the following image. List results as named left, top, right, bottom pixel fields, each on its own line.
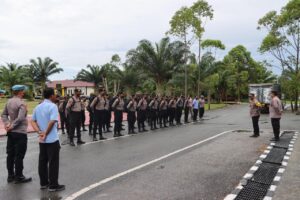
left=137, top=95, right=148, bottom=132
left=90, top=89, right=108, bottom=141
left=112, top=92, right=125, bottom=137
left=66, top=89, right=86, bottom=146
left=127, top=95, right=137, bottom=134
left=149, top=96, right=159, bottom=130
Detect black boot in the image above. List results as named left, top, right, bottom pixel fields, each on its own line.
left=99, top=133, right=107, bottom=140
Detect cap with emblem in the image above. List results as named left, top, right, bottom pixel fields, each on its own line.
left=0, top=89, right=5, bottom=94
left=12, top=85, right=28, bottom=91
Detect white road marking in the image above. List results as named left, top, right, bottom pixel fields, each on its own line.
left=269, top=185, right=277, bottom=191
left=64, top=130, right=234, bottom=200
left=278, top=168, right=285, bottom=173
left=274, top=176, right=281, bottom=182
left=224, top=194, right=237, bottom=200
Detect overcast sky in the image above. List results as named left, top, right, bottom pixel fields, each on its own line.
left=0, top=0, right=287, bottom=80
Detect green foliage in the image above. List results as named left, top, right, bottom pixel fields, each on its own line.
left=126, top=37, right=187, bottom=95
left=75, top=65, right=105, bottom=92
left=258, top=0, right=300, bottom=111
left=30, top=57, right=63, bottom=92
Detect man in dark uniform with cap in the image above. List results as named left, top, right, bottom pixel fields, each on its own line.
left=176, top=95, right=184, bottom=125
left=1, top=85, right=32, bottom=183
left=66, top=89, right=86, bottom=146
left=149, top=96, right=159, bottom=130
left=137, top=95, right=148, bottom=132
left=127, top=95, right=137, bottom=134
left=112, top=92, right=125, bottom=137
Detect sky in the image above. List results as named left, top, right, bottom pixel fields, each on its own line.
left=0, top=0, right=287, bottom=80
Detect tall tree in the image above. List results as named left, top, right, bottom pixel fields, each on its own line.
left=0, top=63, right=31, bottom=95
left=126, top=37, right=187, bottom=95
left=258, top=0, right=300, bottom=111
left=190, top=0, right=214, bottom=95
left=75, top=65, right=105, bottom=92
left=30, top=57, right=63, bottom=92
left=167, top=7, right=195, bottom=97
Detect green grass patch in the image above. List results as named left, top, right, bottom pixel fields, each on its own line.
left=0, top=98, right=40, bottom=115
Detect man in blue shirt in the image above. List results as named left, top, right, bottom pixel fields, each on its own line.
left=192, top=96, right=199, bottom=121
left=31, top=88, right=65, bottom=192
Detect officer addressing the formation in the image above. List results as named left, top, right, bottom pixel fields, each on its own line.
left=31, top=88, right=65, bottom=192
left=1, top=85, right=32, bottom=184
left=269, top=90, right=283, bottom=142
left=66, top=89, right=86, bottom=146
left=249, top=93, right=261, bottom=138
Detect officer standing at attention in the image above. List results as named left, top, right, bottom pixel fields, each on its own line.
left=192, top=96, right=199, bottom=121
left=168, top=97, right=176, bottom=126
left=176, top=95, right=184, bottom=125
left=1, top=85, right=32, bottom=183
left=127, top=95, right=137, bottom=134
left=58, top=96, right=68, bottom=135
left=112, top=92, right=125, bottom=137
left=149, top=96, right=159, bottom=130
left=66, top=89, right=85, bottom=146
left=199, top=95, right=205, bottom=120
left=31, top=88, right=65, bottom=192
left=269, top=90, right=283, bottom=142
left=87, top=93, right=96, bottom=135
left=160, top=96, right=168, bottom=128
left=137, top=95, right=148, bottom=132
left=249, top=93, right=261, bottom=138
left=103, top=92, right=111, bottom=133
left=90, top=89, right=107, bottom=141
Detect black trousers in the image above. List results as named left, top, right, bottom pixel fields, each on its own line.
left=81, top=111, right=86, bottom=129
left=6, top=132, right=27, bottom=177
left=252, top=115, right=260, bottom=135
left=127, top=111, right=136, bottom=132
left=193, top=109, right=198, bottom=121
left=150, top=110, right=157, bottom=129
left=59, top=112, right=67, bottom=133
left=137, top=110, right=146, bottom=130
left=88, top=111, right=94, bottom=133
left=93, top=110, right=105, bottom=137
left=69, top=112, right=82, bottom=142
left=104, top=110, right=111, bottom=131
left=271, top=118, right=281, bottom=139
left=169, top=108, right=176, bottom=125
left=159, top=110, right=168, bottom=127
left=114, top=110, right=123, bottom=134
left=39, top=141, right=60, bottom=187
left=184, top=107, right=189, bottom=123
left=176, top=107, right=183, bottom=124
left=199, top=107, right=205, bottom=119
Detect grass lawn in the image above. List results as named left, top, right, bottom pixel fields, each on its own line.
left=205, top=103, right=227, bottom=110
left=0, top=98, right=40, bottom=115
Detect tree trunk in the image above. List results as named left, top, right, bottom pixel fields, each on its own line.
left=208, top=89, right=211, bottom=110
left=156, top=82, right=164, bottom=96
left=198, top=38, right=201, bottom=96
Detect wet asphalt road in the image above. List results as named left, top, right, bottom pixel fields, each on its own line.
left=0, top=104, right=299, bottom=200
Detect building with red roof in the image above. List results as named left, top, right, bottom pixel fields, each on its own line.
left=47, top=80, right=95, bottom=96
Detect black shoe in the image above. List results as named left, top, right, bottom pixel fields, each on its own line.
left=106, top=129, right=112, bottom=133
left=99, top=137, right=107, bottom=140
left=7, top=175, right=15, bottom=183
left=77, top=140, right=86, bottom=145
left=40, top=184, right=49, bottom=190
left=121, top=128, right=125, bottom=131
left=14, top=176, right=32, bottom=184
left=143, top=129, right=148, bottom=132
left=250, top=134, right=259, bottom=138
left=132, top=131, right=138, bottom=134
left=82, top=129, right=88, bottom=131
left=70, top=141, right=75, bottom=146
left=62, top=132, right=65, bottom=135
left=48, top=185, right=65, bottom=192
left=93, top=137, right=98, bottom=141
left=118, top=133, right=124, bottom=136
left=113, top=134, right=120, bottom=137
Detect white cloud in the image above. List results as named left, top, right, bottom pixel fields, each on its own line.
left=0, top=0, right=287, bottom=79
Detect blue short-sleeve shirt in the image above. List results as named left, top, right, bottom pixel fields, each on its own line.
left=32, top=99, right=59, bottom=143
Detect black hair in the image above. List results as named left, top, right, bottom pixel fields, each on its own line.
left=43, top=88, right=55, bottom=99
left=271, top=91, right=278, bottom=96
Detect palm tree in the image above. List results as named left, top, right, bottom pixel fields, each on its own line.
left=30, top=57, right=63, bottom=92
left=0, top=63, right=31, bottom=95
left=75, top=65, right=105, bottom=92
left=126, top=37, right=187, bottom=95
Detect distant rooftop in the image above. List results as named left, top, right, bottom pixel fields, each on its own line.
left=47, top=80, right=95, bottom=88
